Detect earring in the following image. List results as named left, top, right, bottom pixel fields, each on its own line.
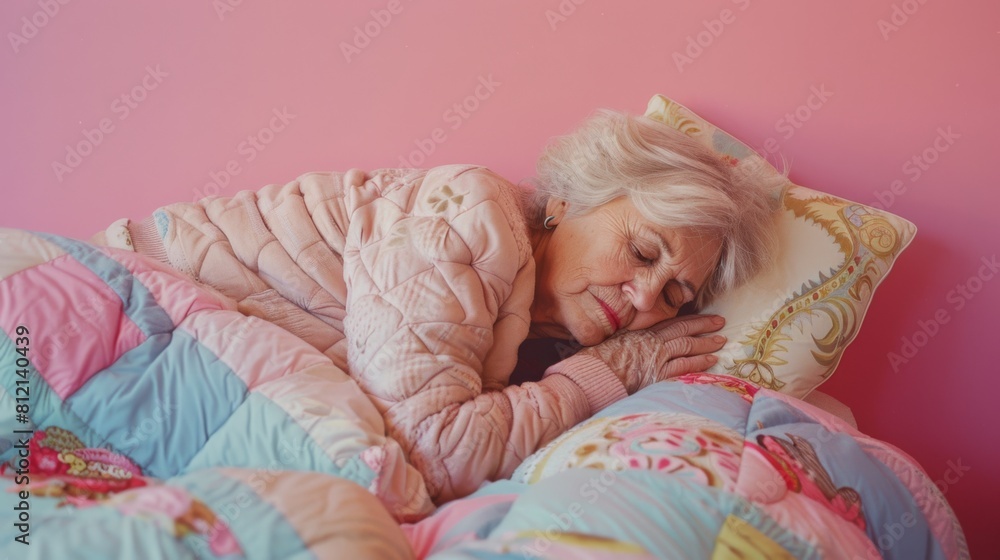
left=543, top=215, right=556, bottom=230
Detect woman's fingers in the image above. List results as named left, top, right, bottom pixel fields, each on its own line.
left=659, top=353, right=720, bottom=380
left=652, top=314, right=726, bottom=340
left=591, top=316, right=729, bottom=392
left=653, top=326, right=726, bottom=384
left=662, top=333, right=727, bottom=358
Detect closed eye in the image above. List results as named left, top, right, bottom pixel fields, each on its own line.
left=629, top=242, right=656, bottom=266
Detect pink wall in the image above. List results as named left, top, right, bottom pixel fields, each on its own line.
left=2, top=1, right=996, bottom=554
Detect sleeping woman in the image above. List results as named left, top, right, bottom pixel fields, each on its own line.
left=91, top=109, right=778, bottom=506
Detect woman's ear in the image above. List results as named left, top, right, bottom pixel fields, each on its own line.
left=544, top=197, right=569, bottom=227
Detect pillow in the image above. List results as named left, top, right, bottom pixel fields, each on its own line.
left=643, top=94, right=915, bottom=398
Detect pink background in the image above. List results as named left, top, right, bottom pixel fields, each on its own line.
left=2, top=0, right=997, bottom=554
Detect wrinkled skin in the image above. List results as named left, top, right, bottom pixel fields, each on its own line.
left=576, top=314, right=726, bottom=392
left=529, top=196, right=727, bottom=390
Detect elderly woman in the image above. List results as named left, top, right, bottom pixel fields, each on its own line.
left=92, top=109, right=776, bottom=505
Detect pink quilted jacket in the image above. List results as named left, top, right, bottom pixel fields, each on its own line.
left=93, top=164, right=626, bottom=504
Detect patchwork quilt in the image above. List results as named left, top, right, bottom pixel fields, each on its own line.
left=404, top=376, right=969, bottom=559
left=0, top=228, right=968, bottom=559
left=0, top=229, right=416, bottom=558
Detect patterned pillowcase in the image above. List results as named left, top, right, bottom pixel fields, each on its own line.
left=644, top=94, right=916, bottom=397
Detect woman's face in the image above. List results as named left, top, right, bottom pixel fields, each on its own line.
left=530, top=196, right=722, bottom=346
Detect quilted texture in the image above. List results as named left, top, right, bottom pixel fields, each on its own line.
left=0, top=228, right=417, bottom=557
left=91, top=164, right=627, bottom=505
left=404, top=375, right=969, bottom=559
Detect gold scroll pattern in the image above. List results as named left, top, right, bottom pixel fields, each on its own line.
left=727, top=190, right=903, bottom=390
left=646, top=96, right=703, bottom=138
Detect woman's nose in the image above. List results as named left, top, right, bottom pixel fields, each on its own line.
left=623, top=277, right=663, bottom=313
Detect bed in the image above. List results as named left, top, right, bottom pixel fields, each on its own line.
left=0, top=228, right=968, bottom=560
left=0, top=95, right=970, bottom=559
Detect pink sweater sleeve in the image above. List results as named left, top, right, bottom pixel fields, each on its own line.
left=353, top=347, right=628, bottom=504
left=542, top=354, right=629, bottom=412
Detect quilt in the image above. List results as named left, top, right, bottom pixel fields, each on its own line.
left=0, top=229, right=968, bottom=559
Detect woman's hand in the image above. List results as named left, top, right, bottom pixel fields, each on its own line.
left=576, top=314, right=727, bottom=394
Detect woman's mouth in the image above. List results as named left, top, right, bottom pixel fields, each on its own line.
left=595, top=298, right=621, bottom=332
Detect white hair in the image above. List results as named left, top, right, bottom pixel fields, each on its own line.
left=524, top=109, right=785, bottom=308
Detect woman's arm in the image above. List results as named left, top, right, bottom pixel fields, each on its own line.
left=354, top=344, right=625, bottom=503
left=88, top=171, right=359, bottom=369
left=349, top=306, right=724, bottom=504
left=342, top=166, right=630, bottom=503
